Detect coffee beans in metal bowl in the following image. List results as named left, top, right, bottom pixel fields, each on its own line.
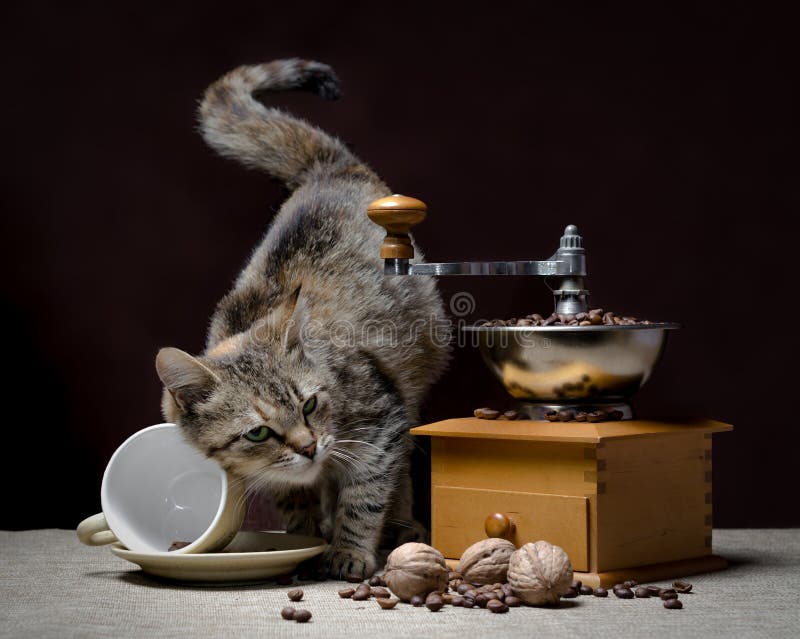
left=479, top=310, right=656, bottom=328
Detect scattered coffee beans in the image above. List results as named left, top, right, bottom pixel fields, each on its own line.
left=376, top=598, right=398, bottom=610
left=673, top=580, right=693, bottom=593
left=474, top=408, right=521, bottom=420
left=571, top=580, right=582, bottom=590
left=660, top=589, right=678, bottom=600
left=562, top=587, right=579, bottom=598
left=167, top=540, right=191, bottom=552
left=293, top=609, right=312, bottom=623
left=624, top=580, right=638, bottom=588
left=280, top=606, right=296, bottom=620
left=287, top=589, right=303, bottom=602
left=352, top=589, right=370, bottom=601
left=480, top=310, right=656, bottom=328
left=338, top=588, right=355, bottom=598
left=457, top=583, right=471, bottom=595
left=425, top=594, right=444, bottom=612
left=579, top=585, right=594, bottom=595
left=487, top=599, right=509, bottom=613
left=664, top=598, right=683, bottom=610
left=369, top=576, right=385, bottom=587
left=646, top=586, right=662, bottom=597
left=505, top=596, right=522, bottom=607
left=371, top=586, right=391, bottom=599
left=593, top=587, right=608, bottom=597
left=615, top=588, right=634, bottom=599
left=345, top=573, right=363, bottom=583
left=410, top=595, right=425, bottom=607
left=634, top=587, right=650, bottom=598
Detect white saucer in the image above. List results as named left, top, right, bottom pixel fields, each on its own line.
left=110, top=531, right=326, bottom=584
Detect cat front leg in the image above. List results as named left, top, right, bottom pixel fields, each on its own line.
left=322, top=477, right=393, bottom=578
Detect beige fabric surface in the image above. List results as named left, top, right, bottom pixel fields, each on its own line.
left=1, top=529, right=799, bottom=638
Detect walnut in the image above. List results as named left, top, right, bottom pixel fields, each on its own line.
left=456, top=538, right=516, bottom=585
left=506, top=541, right=573, bottom=605
left=382, top=542, right=449, bottom=602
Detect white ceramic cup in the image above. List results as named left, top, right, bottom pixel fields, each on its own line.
left=77, top=423, right=245, bottom=554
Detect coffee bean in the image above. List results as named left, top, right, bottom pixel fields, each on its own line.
left=517, top=318, right=534, bottom=326
left=338, top=588, right=355, bottom=598
left=571, top=580, right=582, bottom=590
left=624, top=580, right=638, bottom=588
left=461, top=596, right=476, bottom=608
left=608, top=410, right=624, bottom=421
left=589, top=313, right=603, bottom=325
left=352, top=590, right=369, bottom=601
left=587, top=411, right=606, bottom=422
left=501, top=584, right=513, bottom=597
left=371, top=587, right=390, bottom=599
left=293, top=609, right=312, bottom=623
left=502, top=410, right=519, bottom=420
left=575, top=411, right=588, bottom=422
left=457, top=583, right=471, bottom=595
left=646, top=586, right=662, bottom=597
left=593, top=587, right=608, bottom=597
left=542, top=315, right=557, bottom=326
left=634, top=587, right=650, bottom=598
left=410, top=595, right=424, bottom=607
left=345, top=573, right=363, bottom=583
left=562, top=587, right=579, bottom=598
left=376, top=598, right=398, bottom=610
left=612, top=583, right=625, bottom=591
left=673, top=580, right=693, bottom=593
left=476, top=593, right=493, bottom=608
left=660, top=591, right=679, bottom=601
left=280, top=606, right=296, bottom=620
left=579, top=320, right=592, bottom=326
left=442, top=594, right=453, bottom=605
left=545, top=410, right=559, bottom=422
left=493, top=589, right=505, bottom=601
left=615, top=588, right=634, bottom=599
left=558, top=410, right=575, bottom=422
left=487, top=599, right=509, bottom=613
left=369, top=576, right=384, bottom=587
left=664, top=598, right=683, bottom=610
left=425, top=594, right=444, bottom=612
left=287, top=589, right=303, bottom=602
left=575, top=312, right=588, bottom=322
left=579, top=585, right=594, bottom=595
left=505, top=595, right=522, bottom=607
left=451, top=595, right=464, bottom=607
left=465, top=589, right=479, bottom=600
left=474, top=407, right=500, bottom=420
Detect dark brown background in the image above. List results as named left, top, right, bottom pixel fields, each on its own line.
left=2, top=2, right=796, bottom=529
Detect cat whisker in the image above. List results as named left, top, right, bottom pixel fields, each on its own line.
left=335, top=439, right=384, bottom=452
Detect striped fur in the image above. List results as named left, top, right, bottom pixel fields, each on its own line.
left=155, top=59, right=449, bottom=578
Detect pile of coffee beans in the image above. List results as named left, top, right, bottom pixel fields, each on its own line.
left=334, top=574, right=691, bottom=615
left=479, top=310, right=655, bottom=328
left=474, top=408, right=519, bottom=420
left=563, top=579, right=691, bottom=610
left=544, top=409, right=623, bottom=423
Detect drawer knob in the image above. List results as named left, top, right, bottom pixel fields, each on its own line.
left=485, top=512, right=515, bottom=540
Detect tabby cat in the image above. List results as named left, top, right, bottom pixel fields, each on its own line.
left=155, top=59, right=449, bottom=578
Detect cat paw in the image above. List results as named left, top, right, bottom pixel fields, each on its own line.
left=323, top=545, right=376, bottom=579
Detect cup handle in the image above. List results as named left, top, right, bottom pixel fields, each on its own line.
left=77, top=513, right=118, bottom=546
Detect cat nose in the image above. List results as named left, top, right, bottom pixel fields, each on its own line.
left=298, top=441, right=317, bottom=459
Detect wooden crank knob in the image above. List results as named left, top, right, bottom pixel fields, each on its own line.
left=367, top=194, right=427, bottom=259
left=485, top=512, right=515, bottom=540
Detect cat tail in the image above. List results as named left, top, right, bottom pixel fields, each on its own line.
left=198, top=59, right=374, bottom=189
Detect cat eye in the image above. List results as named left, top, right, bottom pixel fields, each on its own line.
left=244, top=425, right=273, bottom=443
left=302, top=396, right=317, bottom=416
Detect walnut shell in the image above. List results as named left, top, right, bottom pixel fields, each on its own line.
left=507, top=541, right=573, bottom=605
left=383, top=542, right=449, bottom=602
left=456, top=538, right=516, bottom=585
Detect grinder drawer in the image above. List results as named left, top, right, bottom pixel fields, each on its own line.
left=431, top=486, right=589, bottom=571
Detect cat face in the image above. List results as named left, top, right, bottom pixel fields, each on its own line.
left=155, top=292, right=335, bottom=488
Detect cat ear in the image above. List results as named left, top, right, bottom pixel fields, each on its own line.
left=155, top=347, right=219, bottom=412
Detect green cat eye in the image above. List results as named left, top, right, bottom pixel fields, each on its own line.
left=302, top=396, right=317, bottom=416
left=244, top=425, right=272, bottom=443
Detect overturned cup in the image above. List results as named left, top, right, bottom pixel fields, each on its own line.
left=77, top=423, right=245, bottom=554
